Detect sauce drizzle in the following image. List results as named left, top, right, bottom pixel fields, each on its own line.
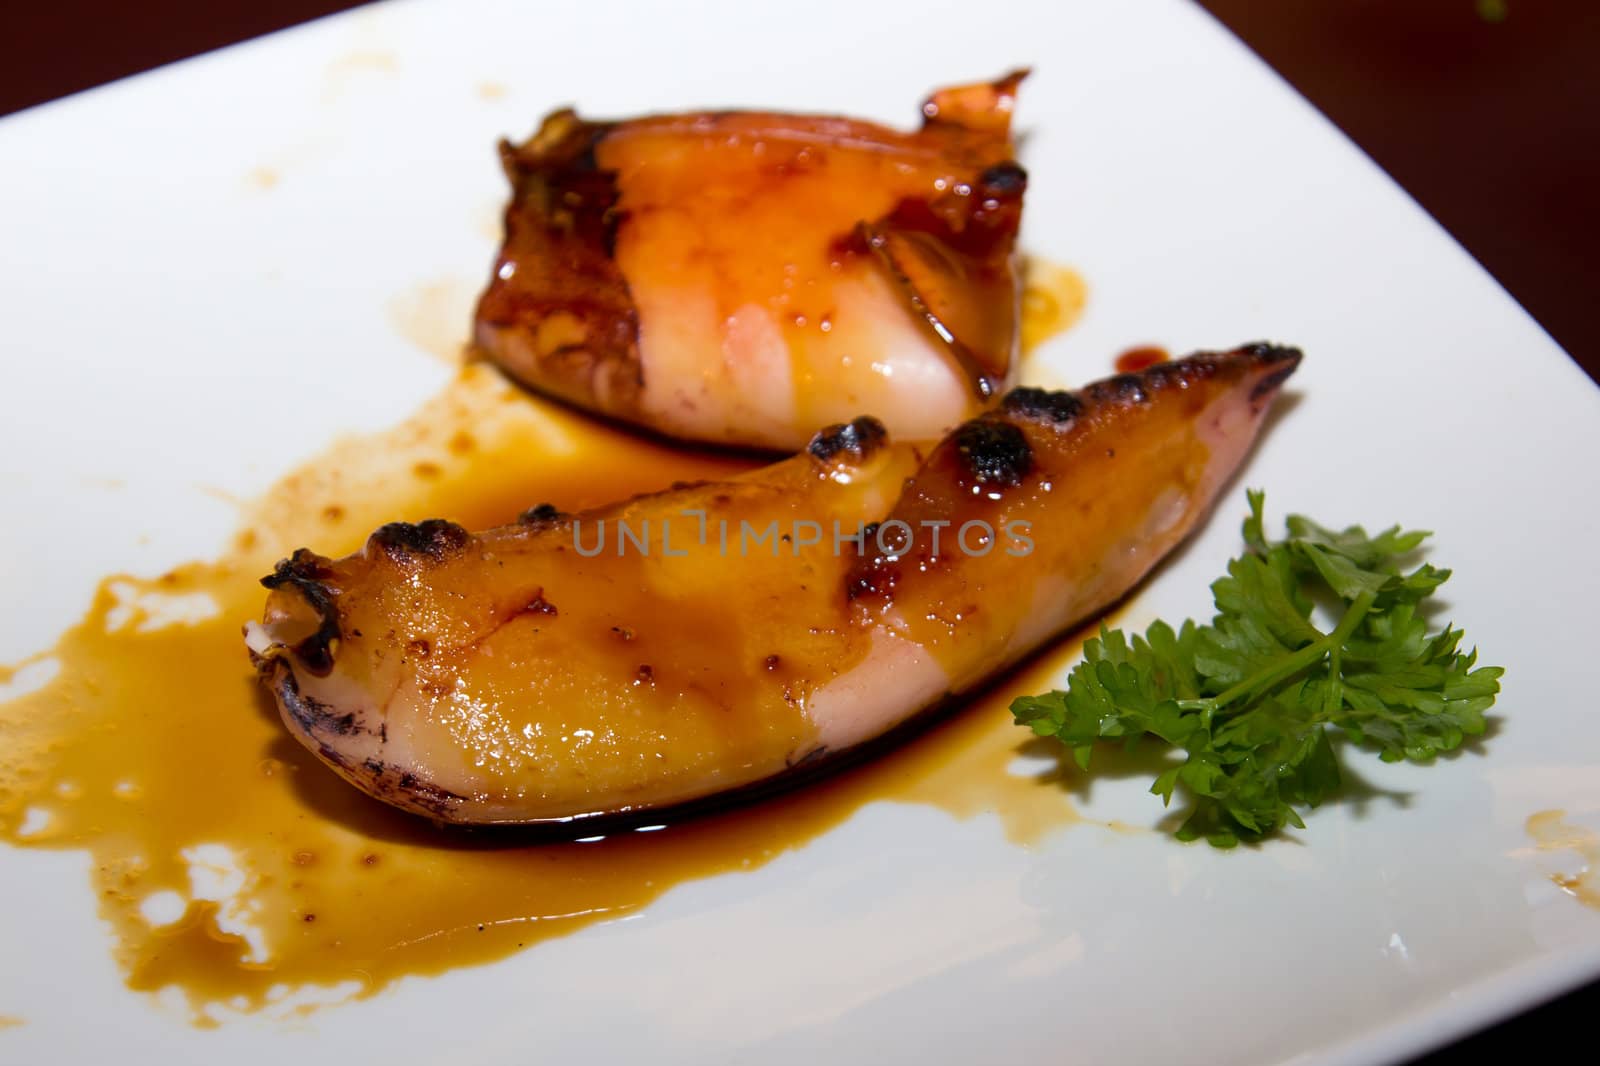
left=0, top=364, right=1082, bottom=1023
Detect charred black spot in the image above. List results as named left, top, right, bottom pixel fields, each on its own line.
left=953, top=420, right=1033, bottom=486
left=390, top=771, right=467, bottom=814
left=1091, top=373, right=1151, bottom=405
left=1251, top=365, right=1301, bottom=406
left=808, top=416, right=888, bottom=463
left=272, top=667, right=360, bottom=737
left=260, top=549, right=333, bottom=589
left=517, top=503, right=567, bottom=529
left=1002, top=386, right=1083, bottom=425
left=1139, top=357, right=1214, bottom=391
left=1067, top=342, right=1302, bottom=412
left=314, top=738, right=467, bottom=818
left=1243, top=343, right=1304, bottom=406
left=260, top=549, right=342, bottom=677
left=977, top=161, right=1028, bottom=196
left=1239, top=341, right=1304, bottom=366
left=369, top=519, right=470, bottom=563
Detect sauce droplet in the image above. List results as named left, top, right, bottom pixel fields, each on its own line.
left=1114, top=345, right=1169, bottom=374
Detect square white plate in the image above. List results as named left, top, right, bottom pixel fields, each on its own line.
left=2, top=0, right=1598, bottom=1062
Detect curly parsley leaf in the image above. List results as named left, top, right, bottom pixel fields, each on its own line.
left=1012, top=491, right=1503, bottom=847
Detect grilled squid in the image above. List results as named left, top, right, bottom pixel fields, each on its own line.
left=247, top=345, right=1301, bottom=825
left=474, top=72, right=1028, bottom=451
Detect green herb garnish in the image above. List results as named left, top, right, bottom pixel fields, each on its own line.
left=1011, top=491, right=1503, bottom=847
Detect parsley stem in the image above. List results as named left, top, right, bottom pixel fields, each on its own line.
left=1210, top=589, right=1377, bottom=713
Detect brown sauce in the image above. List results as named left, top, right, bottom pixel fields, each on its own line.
left=0, top=363, right=1084, bottom=1023
left=1526, top=809, right=1600, bottom=909
left=1114, top=345, right=1170, bottom=373
left=1019, top=257, right=1088, bottom=356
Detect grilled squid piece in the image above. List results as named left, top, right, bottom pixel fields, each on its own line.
left=247, top=345, right=1300, bottom=825
left=474, top=73, right=1028, bottom=451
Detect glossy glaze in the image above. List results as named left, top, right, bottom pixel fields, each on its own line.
left=475, top=74, right=1028, bottom=449
left=6, top=6, right=1598, bottom=1061
left=250, top=345, right=1299, bottom=824
left=0, top=365, right=1082, bottom=1020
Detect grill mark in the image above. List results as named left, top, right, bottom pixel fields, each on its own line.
left=1002, top=386, right=1082, bottom=425
left=517, top=503, right=568, bottom=529
left=952, top=420, right=1033, bottom=486
left=311, top=736, right=466, bottom=819
left=368, top=519, right=471, bottom=563
left=271, top=664, right=362, bottom=738
left=807, top=416, right=889, bottom=463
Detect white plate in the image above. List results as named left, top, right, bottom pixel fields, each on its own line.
left=3, top=0, right=1599, bottom=1062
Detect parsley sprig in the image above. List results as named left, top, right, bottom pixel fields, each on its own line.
left=1011, top=492, right=1503, bottom=847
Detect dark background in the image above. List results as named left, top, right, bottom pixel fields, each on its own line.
left=1, top=0, right=1595, bottom=1060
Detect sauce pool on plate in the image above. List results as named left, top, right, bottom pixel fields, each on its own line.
left=0, top=359, right=1089, bottom=1024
